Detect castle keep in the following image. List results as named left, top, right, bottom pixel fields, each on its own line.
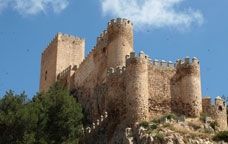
left=40, top=18, right=227, bottom=142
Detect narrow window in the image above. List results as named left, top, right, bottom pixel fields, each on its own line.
left=102, top=47, right=107, bottom=53
left=218, top=105, right=223, bottom=111
left=45, top=71, right=47, bottom=81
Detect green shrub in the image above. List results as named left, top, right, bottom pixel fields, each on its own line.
left=150, top=114, right=177, bottom=125
left=166, top=113, right=177, bottom=120
left=155, top=133, right=164, bottom=142
left=146, top=123, right=158, bottom=134
left=159, top=113, right=177, bottom=122
left=149, top=123, right=158, bottom=130
left=213, top=131, right=228, bottom=142
left=151, top=118, right=159, bottom=124
left=210, top=121, right=218, bottom=130
left=139, top=121, right=149, bottom=128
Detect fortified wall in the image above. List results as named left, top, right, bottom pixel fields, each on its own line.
left=202, top=96, right=227, bottom=130
left=40, top=18, right=227, bottom=142
left=40, top=33, right=85, bottom=91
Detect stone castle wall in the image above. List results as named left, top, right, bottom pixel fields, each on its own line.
left=40, top=33, right=85, bottom=92
left=39, top=18, right=227, bottom=142
left=172, top=57, right=202, bottom=117
left=202, top=96, right=227, bottom=130
left=148, top=60, right=176, bottom=118
left=71, top=18, right=133, bottom=122
left=147, top=57, right=202, bottom=118
left=107, top=67, right=126, bottom=118
left=40, top=35, right=58, bottom=91
left=125, top=52, right=149, bottom=124
left=107, top=18, right=133, bottom=68
left=40, top=21, right=203, bottom=123
left=56, top=33, right=85, bottom=76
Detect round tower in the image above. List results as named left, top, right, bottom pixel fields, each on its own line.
left=176, top=57, right=202, bottom=117
left=125, top=52, right=149, bottom=125
left=107, top=18, right=133, bottom=68
left=214, top=96, right=227, bottom=130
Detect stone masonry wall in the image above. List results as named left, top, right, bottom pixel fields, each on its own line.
left=107, top=67, right=126, bottom=120
left=107, top=18, right=133, bottom=68
left=125, top=52, right=149, bottom=124
left=56, top=33, right=85, bottom=76
left=72, top=18, right=133, bottom=123
left=74, top=53, right=96, bottom=87
left=40, top=35, right=58, bottom=92
left=40, top=33, right=85, bottom=92
left=202, top=96, right=227, bottom=130
left=148, top=57, right=202, bottom=119
left=214, top=97, right=227, bottom=130
left=171, top=58, right=202, bottom=117
left=72, top=34, right=108, bottom=122
left=202, top=97, right=212, bottom=114
left=148, top=60, right=176, bottom=118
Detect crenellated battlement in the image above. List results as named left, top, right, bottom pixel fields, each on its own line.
left=202, top=96, right=225, bottom=106
left=107, top=18, right=133, bottom=47
left=84, top=112, right=108, bottom=135
left=41, top=33, right=59, bottom=56
left=42, top=33, right=84, bottom=57
left=176, top=57, right=200, bottom=68
left=57, top=65, right=72, bottom=80
left=147, top=56, right=199, bottom=70
left=108, top=18, right=133, bottom=28
left=95, top=30, right=109, bottom=50
left=150, top=59, right=176, bottom=69
left=202, top=96, right=226, bottom=108
left=126, top=51, right=149, bottom=66
left=78, top=50, right=93, bottom=69
left=74, top=23, right=109, bottom=72
left=91, top=18, right=133, bottom=52
left=57, top=32, right=85, bottom=44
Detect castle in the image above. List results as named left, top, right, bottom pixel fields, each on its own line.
left=40, top=18, right=227, bottom=142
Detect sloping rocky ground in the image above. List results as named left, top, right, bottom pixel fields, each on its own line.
left=123, top=114, right=227, bottom=144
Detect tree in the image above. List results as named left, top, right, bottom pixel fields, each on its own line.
left=34, top=83, right=84, bottom=144
left=0, top=90, right=36, bottom=144
left=0, top=83, right=84, bottom=144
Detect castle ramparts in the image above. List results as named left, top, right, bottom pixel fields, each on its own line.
left=39, top=18, right=227, bottom=143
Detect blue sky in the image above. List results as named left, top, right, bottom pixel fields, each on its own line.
left=0, top=0, right=227, bottom=99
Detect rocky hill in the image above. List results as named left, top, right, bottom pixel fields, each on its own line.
left=123, top=114, right=227, bottom=144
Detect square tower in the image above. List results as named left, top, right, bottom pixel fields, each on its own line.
left=40, top=33, right=85, bottom=92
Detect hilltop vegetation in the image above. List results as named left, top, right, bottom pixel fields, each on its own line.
left=0, top=83, right=83, bottom=144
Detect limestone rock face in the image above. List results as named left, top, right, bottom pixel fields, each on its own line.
left=122, top=117, right=224, bottom=144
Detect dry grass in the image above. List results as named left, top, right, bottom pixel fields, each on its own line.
left=147, top=117, right=214, bottom=141
left=187, top=120, right=202, bottom=130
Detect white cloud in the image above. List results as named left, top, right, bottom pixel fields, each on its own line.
left=101, top=0, right=204, bottom=30
left=0, top=0, right=69, bottom=15
left=0, top=0, right=9, bottom=13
